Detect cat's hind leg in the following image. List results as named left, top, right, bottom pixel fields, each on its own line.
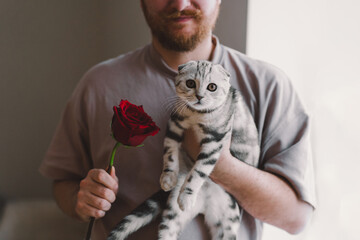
left=204, top=183, right=240, bottom=240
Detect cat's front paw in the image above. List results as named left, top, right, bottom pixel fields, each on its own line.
left=160, top=171, right=178, bottom=192
left=177, top=188, right=196, bottom=211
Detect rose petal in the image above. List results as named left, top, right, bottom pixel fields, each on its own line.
left=111, top=100, right=160, bottom=146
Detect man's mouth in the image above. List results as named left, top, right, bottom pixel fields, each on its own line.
left=172, top=16, right=194, bottom=23
left=164, top=9, right=201, bottom=22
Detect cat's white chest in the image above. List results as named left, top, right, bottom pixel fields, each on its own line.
left=188, top=114, right=215, bottom=126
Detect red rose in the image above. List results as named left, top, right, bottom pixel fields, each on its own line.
left=111, top=100, right=160, bottom=146
left=85, top=100, right=160, bottom=240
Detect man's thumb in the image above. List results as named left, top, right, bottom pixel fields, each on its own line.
left=110, top=166, right=118, bottom=181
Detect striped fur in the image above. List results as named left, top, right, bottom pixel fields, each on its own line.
left=107, top=61, right=259, bottom=240
left=107, top=190, right=169, bottom=240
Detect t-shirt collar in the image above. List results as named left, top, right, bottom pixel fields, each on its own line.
left=146, top=35, right=224, bottom=78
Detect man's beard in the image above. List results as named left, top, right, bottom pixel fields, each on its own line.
left=142, top=2, right=219, bottom=52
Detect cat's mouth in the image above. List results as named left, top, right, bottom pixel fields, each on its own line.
left=191, top=100, right=206, bottom=110
left=186, top=101, right=202, bottom=110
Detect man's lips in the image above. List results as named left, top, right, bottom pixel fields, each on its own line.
left=164, top=10, right=200, bottom=22
left=170, top=16, right=195, bottom=23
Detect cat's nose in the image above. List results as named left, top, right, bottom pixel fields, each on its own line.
left=196, top=95, right=204, bottom=101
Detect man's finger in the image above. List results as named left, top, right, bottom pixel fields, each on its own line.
left=89, top=169, right=118, bottom=192
left=84, top=192, right=112, bottom=211
left=90, top=184, right=116, bottom=203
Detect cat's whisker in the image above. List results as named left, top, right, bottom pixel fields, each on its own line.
left=170, top=102, right=180, bottom=115
left=178, top=100, right=189, bottom=115
left=162, top=96, right=181, bottom=114
left=173, top=100, right=187, bottom=116
left=164, top=96, right=179, bottom=107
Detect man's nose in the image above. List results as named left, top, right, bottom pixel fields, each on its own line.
left=171, top=0, right=192, bottom=11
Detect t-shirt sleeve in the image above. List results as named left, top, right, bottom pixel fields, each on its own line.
left=39, top=78, right=93, bottom=180
left=258, top=67, right=316, bottom=209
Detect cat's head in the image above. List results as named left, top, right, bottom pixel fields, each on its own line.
left=175, top=60, right=231, bottom=111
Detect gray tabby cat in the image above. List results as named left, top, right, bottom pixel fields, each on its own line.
left=108, top=60, right=259, bottom=240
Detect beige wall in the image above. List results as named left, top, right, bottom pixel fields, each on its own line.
left=0, top=0, right=247, bottom=199
left=248, top=1, right=360, bottom=239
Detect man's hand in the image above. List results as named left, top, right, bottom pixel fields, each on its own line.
left=181, top=128, right=313, bottom=234
left=75, top=167, right=118, bottom=221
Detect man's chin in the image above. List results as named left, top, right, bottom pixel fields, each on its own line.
left=153, top=19, right=212, bottom=52
left=156, top=36, right=198, bottom=52
left=167, top=26, right=197, bottom=38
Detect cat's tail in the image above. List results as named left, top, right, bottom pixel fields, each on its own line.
left=107, top=190, right=169, bottom=240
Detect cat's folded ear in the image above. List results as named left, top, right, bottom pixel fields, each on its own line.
left=215, top=64, right=231, bottom=79
left=178, top=63, right=187, bottom=72
left=178, top=60, right=197, bottom=72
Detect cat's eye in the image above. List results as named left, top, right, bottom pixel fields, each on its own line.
left=207, top=83, right=217, bottom=92
left=186, top=80, right=196, bottom=88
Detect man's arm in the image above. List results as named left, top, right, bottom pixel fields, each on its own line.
left=53, top=167, right=118, bottom=222
left=53, top=179, right=82, bottom=220
left=210, top=147, right=314, bottom=234
left=183, top=130, right=313, bottom=235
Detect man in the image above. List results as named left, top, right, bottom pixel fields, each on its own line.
left=40, top=0, right=316, bottom=239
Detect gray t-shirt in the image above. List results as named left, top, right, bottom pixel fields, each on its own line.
left=39, top=36, right=316, bottom=240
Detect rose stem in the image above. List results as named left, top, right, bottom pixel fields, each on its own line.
left=86, top=141, right=122, bottom=240
left=107, top=141, right=122, bottom=174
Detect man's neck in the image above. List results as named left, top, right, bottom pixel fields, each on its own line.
left=152, top=34, right=215, bottom=71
